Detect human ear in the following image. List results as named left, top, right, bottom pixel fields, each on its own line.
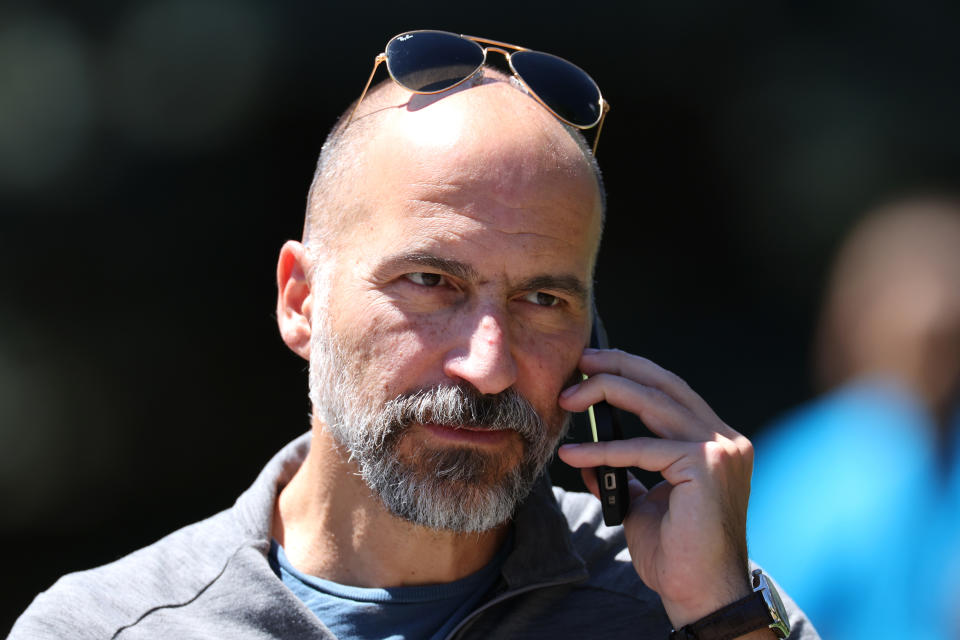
left=276, top=240, right=313, bottom=360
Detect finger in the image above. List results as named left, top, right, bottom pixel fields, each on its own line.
left=626, top=470, right=649, bottom=501
left=560, top=373, right=706, bottom=442
left=581, top=468, right=648, bottom=507
left=558, top=438, right=693, bottom=478
left=579, top=349, right=706, bottom=413
left=626, top=479, right=671, bottom=521
left=586, top=468, right=649, bottom=498
left=644, top=479, right=674, bottom=507
left=580, top=467, right=599, bottom=500
left=578, top=350, right=745, bottom=443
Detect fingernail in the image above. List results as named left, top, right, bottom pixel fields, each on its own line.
left=560, top=383, right=580, bottom=398
left=583, top=348, right=599, bottom=355
left=559, top=443, right=580, bottom=450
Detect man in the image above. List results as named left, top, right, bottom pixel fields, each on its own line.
left=11, top=34, right=818, bottom=639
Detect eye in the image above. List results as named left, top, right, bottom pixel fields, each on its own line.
left=404, top=272, right=444, bottom=287
left=523, top=291, right=561, bottom=307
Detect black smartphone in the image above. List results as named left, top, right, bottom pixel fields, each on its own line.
left=585, top=311, right=630, bottom=526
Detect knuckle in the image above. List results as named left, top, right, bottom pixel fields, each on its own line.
left=609, top=348, right=630, bottom=374
left=739, top=436, right=755, bottom=468
left=713, top=434, right=737, bottom=455
left=588, top=372, right=617, bottom=398
left=594, top=371, right=618, bottom=384
left=700, top=440, right=733, bottom=469
left=595, top=439, right=613, bottom=459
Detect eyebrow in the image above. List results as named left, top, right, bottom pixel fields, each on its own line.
left=380, top=252, right=590, bottom=304
left=378, top=253, right=481, bottom=282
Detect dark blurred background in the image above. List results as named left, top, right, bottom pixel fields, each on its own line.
left=3, top=0, right=960, bottom=631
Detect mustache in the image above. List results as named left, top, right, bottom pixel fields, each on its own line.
left=381, top=384, right=546, bottom=443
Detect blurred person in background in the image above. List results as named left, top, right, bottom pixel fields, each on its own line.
left=748, top=195, right=960, bottom=639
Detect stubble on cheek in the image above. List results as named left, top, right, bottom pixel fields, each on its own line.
left=332, top=307, right=423, bottom=400
left=533, top=364, right=583, bottom=440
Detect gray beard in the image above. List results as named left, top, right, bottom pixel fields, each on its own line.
left=308, top=319, right=570, bottom=533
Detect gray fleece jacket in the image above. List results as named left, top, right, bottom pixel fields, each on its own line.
left=11, top=433, right=819, bottom=639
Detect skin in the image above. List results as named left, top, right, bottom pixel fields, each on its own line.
left=275, top=78, right=773, bottom=638
left=557, top=353, right=761, bottom=631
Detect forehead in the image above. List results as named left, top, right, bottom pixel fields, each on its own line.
left=338, top=81, right=603, bottom=265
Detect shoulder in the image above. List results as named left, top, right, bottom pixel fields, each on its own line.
left=750, top=380, right=939, bottom=543
left=755, top=380, right=935, bottom=468
left=9, top=508, right=250, bottom=639
left=10, top=434, right=308, bottom=639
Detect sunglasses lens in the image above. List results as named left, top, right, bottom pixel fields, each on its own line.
left=511, top=51, right=602, bottom=128
left=386, top=31, right=484, bottom=93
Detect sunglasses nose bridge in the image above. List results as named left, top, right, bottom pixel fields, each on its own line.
left=483, top=46, right=512, bottom=62
left=478, top=46, right=526, bottom=95
left=478, top=46, right=515, bottom=81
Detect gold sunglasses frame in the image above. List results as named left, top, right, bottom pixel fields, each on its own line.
left=348, top=30, right=610, bottom=155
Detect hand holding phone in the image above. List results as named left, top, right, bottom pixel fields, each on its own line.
left=559, top=328, right=758, bottom=627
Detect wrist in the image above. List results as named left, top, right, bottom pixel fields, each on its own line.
left=668, top=570, right=791, bottom=640
left=662, top=577, right=752, bottom=629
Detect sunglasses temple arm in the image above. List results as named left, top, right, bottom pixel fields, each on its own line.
left=347, top=53, right=387, bottom=126
left=591, top=100, right=610, bottom=156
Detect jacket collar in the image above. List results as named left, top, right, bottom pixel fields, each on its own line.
left=234, top=432, right=588, bottom=588
left=502, top=473, right=589, bottom=588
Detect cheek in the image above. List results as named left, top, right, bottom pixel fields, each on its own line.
left=331, top=298, right=448, bottom=398
left=514, top=331, right=584, bottom=417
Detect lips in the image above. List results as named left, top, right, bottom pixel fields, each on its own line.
left=420, top=422, right=514, bottom=446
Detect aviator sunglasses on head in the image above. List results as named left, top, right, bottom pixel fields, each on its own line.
left=348, top=30, right=610, bottom=154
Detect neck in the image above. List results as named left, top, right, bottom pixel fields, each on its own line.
left=272, top=423, right=510, bottom=587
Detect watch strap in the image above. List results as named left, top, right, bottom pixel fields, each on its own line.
left=669, top=591, right=771, bottom=640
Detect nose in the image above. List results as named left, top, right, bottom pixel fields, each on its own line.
left=443, top=312, right=518, bottom=395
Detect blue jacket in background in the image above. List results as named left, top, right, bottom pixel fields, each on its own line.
left=748, top=378, right=960, bottom=639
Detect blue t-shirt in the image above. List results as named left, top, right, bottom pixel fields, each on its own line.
left=269, top=534, right=512, bottom=640
left=748, top=379, right=960, bottom=639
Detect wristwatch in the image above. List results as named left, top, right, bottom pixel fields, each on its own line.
left=669, top=569, right=791, bottom=640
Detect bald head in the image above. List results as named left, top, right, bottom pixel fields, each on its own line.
left=303, top=70, right=604, bottom=256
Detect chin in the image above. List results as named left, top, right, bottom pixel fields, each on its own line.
left=363, top=443, right=544, bottom=533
